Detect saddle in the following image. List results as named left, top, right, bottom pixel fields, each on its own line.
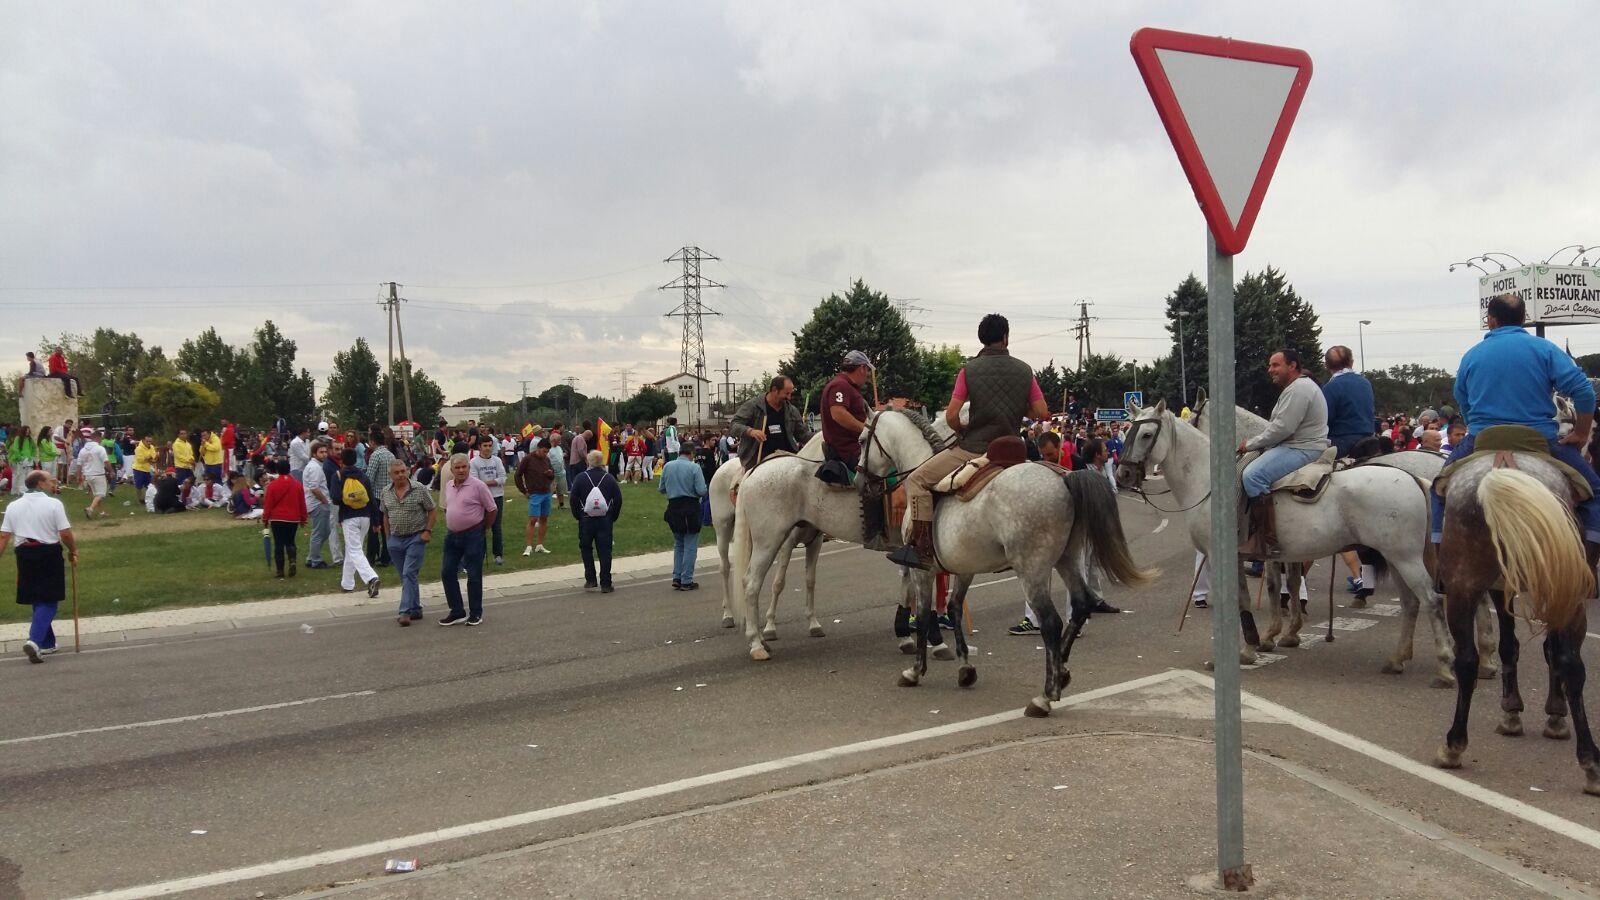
left=1236, top=445, right=1339, bottom=504
left=932, top=436, right=1037, bottom=502
left=1433, top=424, right=1593, bottom=502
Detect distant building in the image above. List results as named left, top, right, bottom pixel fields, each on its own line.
left=437, top=404, right=500, bottom=426
left=650, top=372, right=711, bottom=427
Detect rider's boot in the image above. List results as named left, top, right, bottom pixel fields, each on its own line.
left=888, top=521, right=935, bottom=570
left=1238, top=495, right=1280, bottom=560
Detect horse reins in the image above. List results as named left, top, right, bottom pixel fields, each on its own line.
left=1119, top=415, right=1213, bottom=514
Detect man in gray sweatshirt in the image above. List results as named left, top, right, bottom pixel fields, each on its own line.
left=1238, top=348, right=1329, bottom=557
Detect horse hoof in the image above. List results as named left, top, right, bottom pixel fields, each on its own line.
left=1058, top=670, right=1072, bottom=691
left=762, top=630, right=779, bottom=642
left=1349, top=596, right=1368, bottom=609
left=721, top=615, right=736, bottom=629
left=1277, top=635, right=1301, bottom=649
left=1024, top=698, right=1051, bottom=718
left=809, top=625, right=826, bottom=638
left=957, top=666, right=978, bottom=688
left=1585, top=774, right=1600, bottom=797
left=1204, top=659, right=1215, bottom=672
left=1256, top=639, right=1276, bottom=652
left=1545, top=718, right=1571, bottom=741
left=1240, top=649, right=1257, bottom=666
left=1496, top=714, right=1524, bottom=736
left=898, top=637, right=916, bottom=655
left=750, top=646, right=771, bottom=662
left=1434, top=747, right=1463, bottom=769
left=932, top=644, right=955, bottom=661
left=1380, top=660, right=1404, bottom=675
left=898, top=668, right=919, bottom=687
left=1431, top=676, right=1456, bottom=690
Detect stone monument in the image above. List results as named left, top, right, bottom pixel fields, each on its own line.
left=18, top=376, right=80, bottom=438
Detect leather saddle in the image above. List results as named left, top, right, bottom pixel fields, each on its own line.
left=1434, top=424, right=1592, bottom=502
left=933, top=436, right=1036, bottom=502
left=1237, top=445, right=1339, bottom=504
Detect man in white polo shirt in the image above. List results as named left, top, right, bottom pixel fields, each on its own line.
left=76, top=431, right=110, bottom=519
left=0, top=469, right=79, bottom=663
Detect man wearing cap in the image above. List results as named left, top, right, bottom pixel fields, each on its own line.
left=0, top=469, right=79, bottom=663
left=892, top=314, right=1048, bottom=569
left=820, top=350, right=883, bottom=474
left=731, top=375, right=811, bottom=471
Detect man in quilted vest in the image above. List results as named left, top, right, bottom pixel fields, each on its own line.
left=890, top=314, right=1048, bottom=570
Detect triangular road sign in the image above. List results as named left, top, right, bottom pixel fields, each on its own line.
left=1131, top=28, right=1312, bottom=255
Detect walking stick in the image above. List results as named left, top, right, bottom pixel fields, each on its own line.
left=1253, top=563, right=1267, bottom=610
left=1325, top=555, right=1337, bottom=643
left=71, top=556, right=80, bottom=653
left=870, top=369, right=880, bottom=408
left=1177, top=554, right=1205, bottom=633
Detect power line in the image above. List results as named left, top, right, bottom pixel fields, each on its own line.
left=1072, top=300, right=1097, bottom=369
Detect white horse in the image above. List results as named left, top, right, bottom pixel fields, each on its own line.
left=735, top=409, right=1153, bottom=717
left=1116, top=401, right=1467, bottom=684
left=1190, top=397, right=1495, bottom=679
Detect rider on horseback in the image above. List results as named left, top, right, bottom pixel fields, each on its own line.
left=1433, top=293, right=1600, bottom=556
left=1237, top=348, right=1329, bottom=558
left=730, top=375, right=811, bottom=472
left=890, top=314, right=1047, bottom=570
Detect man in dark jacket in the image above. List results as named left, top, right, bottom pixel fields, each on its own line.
left=730, top=375, right=813, bottom=471
left=570, top=449, right=623, bottom=593
left=1321, top=345, right=1375, bottom=458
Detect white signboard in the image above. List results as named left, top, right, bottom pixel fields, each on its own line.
left=1478, top=265, right=1600, bottom=328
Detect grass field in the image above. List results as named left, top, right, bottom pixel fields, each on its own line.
left=0, top=476, right=713, bottom=624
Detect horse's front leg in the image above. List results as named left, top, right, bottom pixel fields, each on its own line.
left=764, top=531, right=798, bottom=642
left=742, top=533, right=788, bottom=661
left=717, top=525, right=736, bottom=629
left=947, top=573, right=977, bottom=688
left=898, top=568, right=933, bottom=686
left=804, top=533, right=824, bottom=638
left=1259, top=563, right=1283, bottom=649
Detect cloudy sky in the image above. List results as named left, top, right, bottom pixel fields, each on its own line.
left=4, top=2, right=1596, bottom=406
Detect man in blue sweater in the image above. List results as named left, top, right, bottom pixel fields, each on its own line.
left=1321, top=345, right=1375, bottom=458
left=1434, top=293, right=1600, bottom=551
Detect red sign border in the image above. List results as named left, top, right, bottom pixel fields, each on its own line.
left=1130, top=28, right=1312, bottom=256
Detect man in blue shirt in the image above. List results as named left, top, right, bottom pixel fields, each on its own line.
left=659, top=442, right=708, bottom=590
left=1321, top=345, right=1375, bottom=458
left=1434, top=293, right=1600, bottom=550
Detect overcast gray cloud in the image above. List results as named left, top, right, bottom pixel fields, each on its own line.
left=3, top=1, right=1597, bottom=405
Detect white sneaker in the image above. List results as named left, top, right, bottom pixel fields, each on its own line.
left=535, top=544, right=551, bottom=554
left=522, top=546, right=533, bottom=557
left=23, top=640, right=42, bottom=663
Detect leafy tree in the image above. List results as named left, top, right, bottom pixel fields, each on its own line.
left=913, top=344, right=965, bottom=412
left=247, top=321, right=316, bottom=428
left=177, top=328, right=251, bottom=422
left=1576, top=353, right=1600, bottom=378
left=378, top=361, right=446, bottom=426
left=323, top=338, right=384, bottom=429
left=781, top=279, right=922, bottom=401
left=617, top=385, right=678, bottom=425
left=131, top=376, right=219, bottom=435
left=1034, top=358, right=1066, bottom=413
left=50, top=329, right=177, bottom=420
left=1368, top=365, right=1457, bottom=415
left=1064, top=353, right=1130, bottom=409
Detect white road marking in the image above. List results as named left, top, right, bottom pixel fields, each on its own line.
left=1172, top=669, right=1600, bottom=854
left=73, top=671, right=1181, bottom=900
left=0, top=691, right=375, bottom=746
left=968, top=576, right=1018, bottom=590
left=1357, top=603, right=1403, bottom=618
left=1311, top=617, right=1378, bottom=632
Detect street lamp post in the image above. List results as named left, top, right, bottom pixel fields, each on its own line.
left=1176, top=310, right=1190, bottom=406
left=1358, top=320, right=1371, bottom=372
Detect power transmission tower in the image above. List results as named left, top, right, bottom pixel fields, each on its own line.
left=717, top=358, right=739, bottom=409
left=613, top=367, right=634, bottom=400
left=380, top=282, right=415, bottom=425
left=1072, top=300, right=1097, bottom=370
left=661, top=246, right=723, bottom=427
left=892, top=298, right=929, bottom=331
left=562, top=376, right=581, bottom=422
left=519, top=379, right=533, bottom=417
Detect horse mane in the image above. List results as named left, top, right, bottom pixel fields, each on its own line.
left=881, top=407, right=944, bottom=451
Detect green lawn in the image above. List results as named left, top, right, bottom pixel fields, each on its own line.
left=0, top=479, right=712, bottom=624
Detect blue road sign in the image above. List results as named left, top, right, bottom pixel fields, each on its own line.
left=1124, top=391, right=1144, bottom=408
left=1095, top=408, right=1130, bottom=422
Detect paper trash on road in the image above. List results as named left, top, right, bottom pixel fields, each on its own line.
left=299, top=624, right=315, bottom=634
left=1530, top=786, right=1547, bottom=792
left=189, top=830, right=207, bottom=835
left=1052, top=785, right=1068, bottom=791
left=674, top=686, right=684, bottom=691
left=384, top=859, right=419, bottom=874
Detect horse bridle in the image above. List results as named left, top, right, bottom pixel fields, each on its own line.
left=1120, top=413, right=1213, bottom=514
left=856, top=410, right=957, bottom=489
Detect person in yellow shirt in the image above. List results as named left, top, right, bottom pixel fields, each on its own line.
left=172, top=429, right=196, bottom=488
left=133, top=434, right=158, bottom=493
left=199, top=427, right=225, bottom=483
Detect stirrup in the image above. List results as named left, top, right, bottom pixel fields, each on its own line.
left=887, top=543, right=930, bottom=570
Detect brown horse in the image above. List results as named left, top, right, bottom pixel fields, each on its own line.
left=1433, top=447, right=1600, bottom=795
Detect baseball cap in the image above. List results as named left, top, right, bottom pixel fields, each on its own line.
left=842, top=350, right=875, bottom=371
left=317, top=421, right=329, bottom=433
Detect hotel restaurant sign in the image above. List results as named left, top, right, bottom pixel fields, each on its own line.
left=1479, top=264, right=1600, bottom=329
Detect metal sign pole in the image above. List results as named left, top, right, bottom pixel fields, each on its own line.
left=1205, top=230, right=1250, bottom=888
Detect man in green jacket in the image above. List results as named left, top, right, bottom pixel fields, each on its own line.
left=730, top=375, right=813, bottom=471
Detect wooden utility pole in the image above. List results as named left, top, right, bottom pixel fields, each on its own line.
left=386, top=282, right=415, bottom=424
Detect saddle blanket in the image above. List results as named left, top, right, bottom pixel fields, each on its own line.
left=933, top=456, right=1070, bottom=502
left=1238, top=445, right=1338, bottom=502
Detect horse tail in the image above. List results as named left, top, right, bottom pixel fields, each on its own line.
left=730, top=486, right=753, bottom=628
left=1476, top=467, right=1593, bottom=631
left=1064, top=470, right=1157, bottom=587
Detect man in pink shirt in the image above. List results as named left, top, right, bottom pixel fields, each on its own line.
left=439, top=452, right=498, bottom=626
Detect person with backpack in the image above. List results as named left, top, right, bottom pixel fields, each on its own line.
left=570, top=449, right=622, bottom=593
left=335, top=447, right=381, bottom=597
left=439, top=452, right=497, bottom=625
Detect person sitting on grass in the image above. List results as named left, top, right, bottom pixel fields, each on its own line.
left=229, top=475, right=262, bottom=518
left=152, top=468, right=184, bottom=513
left=186, top=471, right=230, bottom=509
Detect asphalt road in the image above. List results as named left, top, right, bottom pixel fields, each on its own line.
left=6, top=492, right=1600, bottom=898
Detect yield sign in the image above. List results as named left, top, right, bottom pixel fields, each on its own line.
left=1130, top=28, right=1312, bottom=255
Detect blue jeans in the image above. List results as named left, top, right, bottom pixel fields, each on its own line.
left=307, top=502, right=332, bottom=565
left=29, top=602, right=58, bottom=650
left=1431, top=433, right=1600, bottom=543
left=489, top=496, right=505, bottom=558
left=578, top=517, right=614, bottom=587
left=1243, top=446, right=1325, bottom=498
left=441, top=528, right=486, bottom=617
left=387, top=532, right=428, bottom=615
left=672, top=531, right=699, bottom=584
